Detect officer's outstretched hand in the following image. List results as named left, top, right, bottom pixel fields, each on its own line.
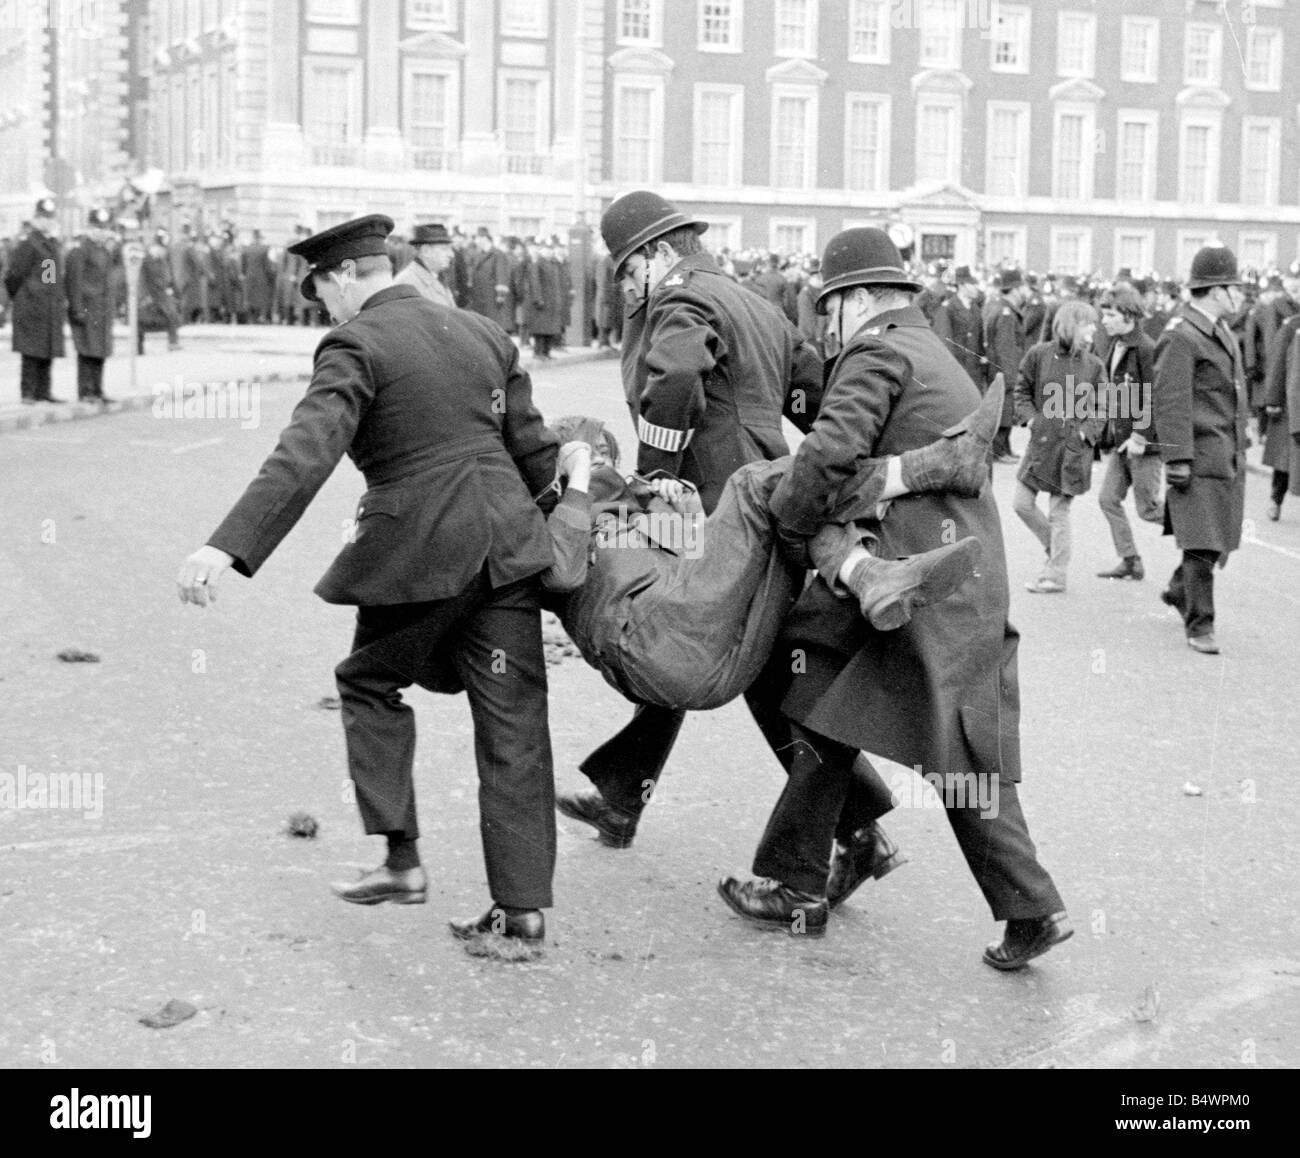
left=1165, top=462, right=1192, bottom=492
left=177, top=545, right=235, bottom=607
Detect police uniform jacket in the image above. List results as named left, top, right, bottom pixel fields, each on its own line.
left=1153, top=305, right=1249, bottom=555
left=524, top=256, right=564, bottom=336
left=467, top=247, right=514, bottom=331
left=3, top=228, right=66, bottom=359
left=1243, top=295, right=1298, bottom=407
left=1013, top=341, right=1107, bottom=497
left=932, top=293, right=986, bottom=389
left=65, top=238, right=118, bottom=359
left=207, top=284, right=559, bottom=605
left=768, top=305, right=1022, bottom=783
left=623, top=251, right=822, bottom=513
left=1262, top=313, right=1300, bottom=489
left=983, top=295, right=1026, bottom=428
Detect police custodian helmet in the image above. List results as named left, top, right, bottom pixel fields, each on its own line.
left=601, top=191, right=708, bottom=274
left=815, top=227, right=923, bottom=313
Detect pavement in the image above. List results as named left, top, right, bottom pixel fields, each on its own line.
left=2, top=354, right=1298, bottom=1073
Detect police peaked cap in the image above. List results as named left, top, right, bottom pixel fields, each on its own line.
left=289, top=213, right=394, bottom=302
left=814, top=227, right=922, bottom=313
left=601, top=191, right=708, bottom=273
left=1186, top=245, right=1242, bottom=290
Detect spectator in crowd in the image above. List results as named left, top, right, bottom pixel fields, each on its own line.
left=394, top=222, right=456, bottom=308
left=65, top=207, right=120, bottom=404
left=138, top=230, right=183, bottom=353
left=932, top=264, right=987, bottom=391
left=984, top=268, right=1031, bottom=463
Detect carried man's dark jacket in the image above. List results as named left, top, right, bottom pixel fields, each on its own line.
left=624, top=251, right=822, bottom=512
left=208, top=284, right=558, bottom=605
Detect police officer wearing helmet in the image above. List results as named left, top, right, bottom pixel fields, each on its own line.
left=176, top=214, right=562, bottom=950
left=4, top=197, right=67, bottom=403
left=555, top=190, right=824, bottom=850
left=1153, top=245, right=1250, bottom=655
left=719, top=227, right=1072, bottom=970
left=65, top=207, right=120, bottom=403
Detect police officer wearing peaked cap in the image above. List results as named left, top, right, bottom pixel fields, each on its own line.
left=720, top=226, right=1072, bottom=968
left=177, top=213, right=562, bottom=949
left=553, top=189, right=826, bottom=850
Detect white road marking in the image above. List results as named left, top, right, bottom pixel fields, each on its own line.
left=1242, top=533, right=1300, bottom=562
left=171, top=437, right=225, bottom=455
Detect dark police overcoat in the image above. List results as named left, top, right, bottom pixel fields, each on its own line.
left=4, top=228, right=66, bottom=359
left=65, top=238, right=118, bottom=359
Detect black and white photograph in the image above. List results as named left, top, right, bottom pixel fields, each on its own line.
left=0, top=0, right=1295, bottom=1116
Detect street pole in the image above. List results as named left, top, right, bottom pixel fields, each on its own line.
left=123, top=241, right=144, bottom=396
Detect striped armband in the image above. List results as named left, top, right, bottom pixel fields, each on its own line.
left=637, top=416, right=695, bottom=454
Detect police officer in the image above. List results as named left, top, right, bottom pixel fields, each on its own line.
left=719, top=227, right=1071, bottom=970
left=555, top=190, right=824, bottom=851
left=64, top=208, right=120, bottom=404
left=176, top=215, right=561, bottom=949
left=3, top=198, right=67, bottom=404
left=1154, top=246, right=1250, bottom=655
left=983, top=268, right=1030, bottom=462
left=931, top=264, right=986, bottom=390
left=1262, top=282, right=1300, bottom=521
left=394, top=222, right=457, bottom=308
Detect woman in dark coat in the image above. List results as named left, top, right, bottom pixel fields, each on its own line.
left=1012, top=300, right=1107, bottom=592
left=65, top=211, right=120, bottom=400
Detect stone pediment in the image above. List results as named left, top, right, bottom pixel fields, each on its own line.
left=910, top=69, right=973, bottom=95
left=1175, top=85, right=1231, bottom=109
left=900, top=181, right=982, bottom=209
left=765, top=58, right=829, bottom=85
left=607, top=47, right=675, bottom=74
left=1049, top=78, right=1105, bottom=103
left=399, top=30, right=467, bottom=58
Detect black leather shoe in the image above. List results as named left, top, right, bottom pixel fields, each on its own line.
left=556, top=787, right=638, bottom=848
left=448, top=906, right=545, bottom=945
left=826, top=822, right=908, bottom=910
left=983, top=911, right=1073, bottom=971
left=716, top=877, right=828, bottom=937
left=1160, top=588, right=1183, bottom=612
left=330, top=864, right=427, bottom=905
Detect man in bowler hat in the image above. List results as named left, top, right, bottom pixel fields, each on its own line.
left=177, top=214, right=562, bottom=949
left=395, top=222, right=457, bottom=308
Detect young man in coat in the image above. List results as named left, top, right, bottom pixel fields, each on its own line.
left=64, top=207, right=120, bottom=403
left=1153, top=247, right=1250, bottom=655
left=719, top=227, right=1071, bottom=971
left=983, top=268, right=1030, bottom=462
left=1095, top=285, right=1161, bottom=579
left=3, top=198, right=67, bottom=403
left=176, top=215, right=561, bottom=949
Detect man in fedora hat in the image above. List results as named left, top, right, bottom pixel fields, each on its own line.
left=719, top=226, right=1071, bottom=970
left=176, top=214, right=562, bottom=951
left=1153, top=245, right=1250, bottom=655
left=4, top=197, right=67, bottom=403
left=394, top=221, right=456, bottom=308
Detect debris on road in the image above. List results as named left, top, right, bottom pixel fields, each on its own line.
left=139, top=999, right=198, bottom=1029
left=462, top=936, right=543, bottom=963
left=56, top=649, right=100, bottom=663
left=1130, top=984, right=1160, bottom=1023
left=284, top=811, right=319, bottom=839
left=1182, top=782, right=1203, bottom=796
left=314, top=695, right=341, bottom=710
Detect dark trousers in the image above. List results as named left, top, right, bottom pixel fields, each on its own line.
left=992, top=425, right=1013, bottom=457
left=1166, top=550, right=1222, bottom=638
left=333, top=573, right=556, bottom=909
left=1272, top=470, right=1289, bottom=507
left=580, top=704, right=685, bottom=816
left=744, top=644, right=1064, bottom=920
left=533, top=333, right=554, bottom=358
left=76, top=355, right=105, bottom=398
left=20, top=356, right=52, bottom=400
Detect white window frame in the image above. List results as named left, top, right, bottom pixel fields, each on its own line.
left=1113, top=229, right=1154, bottom=276
left=693, top=83, right=744, bottom=188
left=1178, top=112, right=1221, bottom=206
left=1239, top=117, right=1280, bottom=208
left=498, top=69, right=551, bottom=160
left=616, top=0, right=663, bottom=48
left=1049, top=226, right=1092, bottom=276
left=918, top=0, right=961, bottom=70
left=303, top=56, right=364, bottom=159
left=1119, top=16, right=1158, bottom=84
left=1183, top=22, right=1221, bottom=87
left=915, top=93, right=962, bottom=185
left=769, top=216, right=816, bottom=256
left=985, top=100, right=1029, bottom=199
left=700, top=216, right=742, bottom=252
left=989, top=3, right=1030, bottom=75
left=1238, top=231, right=1277, bottom=272
left=1052, top=102, right=1096, bottom=201
left=847, top=0, right=889, bottom=64
left=985, top=224, right=1027, bottom=268
left=843, top=92, right=891, bottom=193
left=500, top=0, right=548, bottom=39
left=305, top=0, right=360, bottom=25
left=612, top=76, right=664, bottom=185
left=774, top=0, right=818, bottom=59
left=403, top=60, right=461, bottom=166
left=1244, top=25, right=1282, bottom=92
left=1114, top=109, right=1158, bottom=204
left=405, top=0, right=455, bottom=32
left=769, top=83, right=818, bottom=191
left=698, top=0, right=743, bottom=54
left=1056, top=11, right=1095, bottom=79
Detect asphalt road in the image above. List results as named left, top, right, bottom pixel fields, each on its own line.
left=1, top=353, right=1298, bottom=1070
